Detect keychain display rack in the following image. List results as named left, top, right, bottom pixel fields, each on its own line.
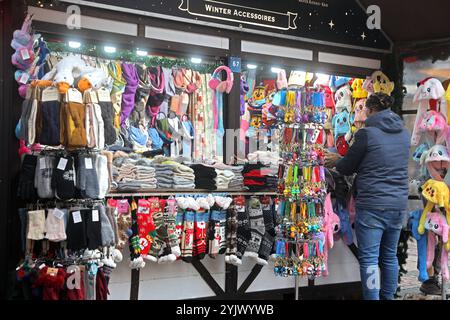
left=273, top=87, right=328, bottom=298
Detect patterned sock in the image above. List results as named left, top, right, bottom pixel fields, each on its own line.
left=245, top=197, right=265, bottom=259
left=175, top=202, right=185, bottom=261
left=136, top=199, right=154, bottom=259
left=157, top=199, right=176, bottom=263
left=165, top=198, right=180, bottom=258
left=181, top=210, right=195, bottom=262
left=233, top=196, right=250, bottom=265
left=147, top=198, right=166, bottom=262
left=193, top=209, right=209, bottom=260
left=208, top=206, right=226, bottom=258
left=225, top=203, right=238, bottom=264
left=256, top=196, right=275, bottom=265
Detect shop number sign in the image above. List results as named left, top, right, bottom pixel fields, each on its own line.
left=229, top=56, right=241, bottom=73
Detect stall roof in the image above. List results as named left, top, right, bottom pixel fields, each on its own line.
left=359, top=0, right=450, bottom=44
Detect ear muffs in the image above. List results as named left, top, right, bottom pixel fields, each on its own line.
left=208, top=66, right=234, bottom=93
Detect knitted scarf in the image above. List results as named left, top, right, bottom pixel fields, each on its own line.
left=120, top=62, right=139, bottom=129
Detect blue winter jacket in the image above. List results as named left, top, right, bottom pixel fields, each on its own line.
left=336, top=108, right=410, bottom=211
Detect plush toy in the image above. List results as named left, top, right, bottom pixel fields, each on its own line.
left=42, top=55, right=97, bottom=94
left=408, top=210, right=429, bottom=282
left=418, top=179, right=450, bottom=237
left=240, top=76, right=249, bottom=116
left=424, top=212, right=449, bottom=280
left=351, top=78, right=368, bottom=99
left=276, top=69, right=288, bottom=90
left=420, top=144, right=450, bottom=181
left=334, top=199, right=353, bottom=245
left=371, top=71, right=394, bottom=96
left=77, top=68, right=109, bottom=92
left=334, top=86, right=352, bottom=113
left=411, top=110, right=448, bottom=146
left=322, top=193, right=340, bottom=276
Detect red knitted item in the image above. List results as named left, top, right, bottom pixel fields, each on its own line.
left=33, top=266, right=66, bottom=300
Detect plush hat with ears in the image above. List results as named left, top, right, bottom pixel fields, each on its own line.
left=420, top=144, right=450, bottom=181
left=411, top=110, right=448, bottom=146
left=362, top=76, right=374, bottom=96
left=329, top=76, right=351, bottom=92
left=424, top=212, right=450, bottom=280
left=417, top=179, right=450, bottom=237
left=208, top=66, right=234, bottom=93
left=334, top=85, right=352, bottom=113
left=372, top=71, right=394, bottom=96
left=351, top=78, right=368, bottom=99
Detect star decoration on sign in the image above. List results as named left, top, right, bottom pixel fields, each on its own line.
left=361, top=32, right=367, bottom=40
left=328, top=20, right=335, bottom=29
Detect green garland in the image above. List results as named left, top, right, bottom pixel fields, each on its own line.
left=46, top=42, right=224, bottom=74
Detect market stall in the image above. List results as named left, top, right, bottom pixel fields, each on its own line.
left=1, top=0, right=403, bottom=300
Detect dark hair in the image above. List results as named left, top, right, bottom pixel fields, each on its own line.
left=366, top=92, right=395, bottom=111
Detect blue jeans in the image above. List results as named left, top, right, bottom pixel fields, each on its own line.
left=355, top=209, right=405, bottom=300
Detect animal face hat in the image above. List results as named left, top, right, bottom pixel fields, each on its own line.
left=334, top=86, right=352, bottom=113
left=420, top=145, right=450, bottom=181
left=329, top=75, right=351, bottom=92
left=362, top=77, right=374, bottom=96
left=418, top=179, right=450, bottom=239
left=372, top=71, right=394, bottom=96
left=411, top=110, right=448, bottom=146
left=353, top=99, right=367, bottom=123
left=351, top=78, right=368, bottom=99
left=424, top=212, right=450, bottom=280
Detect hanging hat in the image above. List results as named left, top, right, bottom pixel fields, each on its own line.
left=351, top=79, right=368, bottom=99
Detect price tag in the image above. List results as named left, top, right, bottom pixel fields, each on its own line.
left=96, top=88, right=111, bottom=102
left=46, top=267, right=59, bottom=277
left=92, top=209, right=99, bottom=222
left=41, top=87, right=60, bottom=102
left=229, top=56, right=241, bottom=73
left=89, top=91, right=99, bottom=104
left=20, top=48, right=30, bottom=61
left=67, top=88, right=83, bottom=104
left=19, top=72, right=29, bottom=84
left=85, top=157, right=93, bottom=169
left=39, top=263, right=46, bottom=270
left=72, top=211, right=82, bottom=224
left=53, top=208, right=65, bottom=220
left=39, top=157, right=47, bottom=169
left=57, top=158, right=68, bottom=171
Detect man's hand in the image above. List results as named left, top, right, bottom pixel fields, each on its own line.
left=324, top=151, right=342, bottom=168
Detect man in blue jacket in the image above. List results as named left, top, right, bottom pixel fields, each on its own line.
left=325, top=92, right=410, bottom=300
